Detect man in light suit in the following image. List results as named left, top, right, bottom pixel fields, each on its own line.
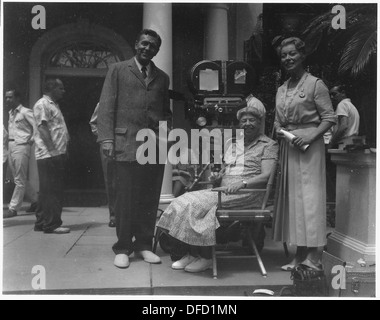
left=4, top=89, right=38, bottom=218
left=97, top=29, right=172, bottom=268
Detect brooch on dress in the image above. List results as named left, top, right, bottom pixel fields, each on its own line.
left=299, top=88, right=305, bottom=98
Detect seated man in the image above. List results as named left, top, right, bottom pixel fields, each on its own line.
left=157, top=103, right=279, bottom=273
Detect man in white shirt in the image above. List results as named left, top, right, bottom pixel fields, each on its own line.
left=33, top=78, right=70, bottom=234
left=4, top=89, right=38, bottom=218
left=329, top=85, right=360, bottom=147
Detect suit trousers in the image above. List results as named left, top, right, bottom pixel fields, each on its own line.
left=99, top=145, right=116, bottom=219
left=112, top=161, right=165, bottom=255
left=8, top=142, right=38, bottom=211
left=35, top=155, right=65, bottom=232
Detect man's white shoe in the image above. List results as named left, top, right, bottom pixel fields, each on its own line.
left=47, top=227, right=70, bottom=234
left=114, top=254, right=130, bottom=268
left=184, top=257, right=212, bottom=273
left=136, top=250, right=161, bottom=264
left=171, top=254, right=198, bottom=270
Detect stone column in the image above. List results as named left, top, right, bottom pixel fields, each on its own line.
left=202, top=4, right=229, bottom=181
left=204, top=3, right=229, bottom=61
left=327, top=150, right=376, bottom=263
left=143, top=3, right=174, bottom=206
left=322, top=150, right=376, bottom=297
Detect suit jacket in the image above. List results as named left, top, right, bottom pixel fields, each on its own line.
left=97, top=58, right=172, bottom=161
left=89, top=103, right=99, bottom=136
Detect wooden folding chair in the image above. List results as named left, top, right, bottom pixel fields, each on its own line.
left=211, top=162, right=278, bottom=279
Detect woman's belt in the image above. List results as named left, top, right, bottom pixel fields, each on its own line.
left=285, top=123, right=318, bottom=131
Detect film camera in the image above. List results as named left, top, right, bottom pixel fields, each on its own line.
left=187, top=60, right=256, bottom=129
left=185, top=60, right=257, bottom=177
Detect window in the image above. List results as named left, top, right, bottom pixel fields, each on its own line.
left=49, top=42, right=121, bottom=69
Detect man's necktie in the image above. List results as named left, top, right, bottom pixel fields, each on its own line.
left=141, top=66, right=147, bottom=79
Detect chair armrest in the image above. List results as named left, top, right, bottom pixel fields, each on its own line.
left=211, top=187, right=267, bottom=209
left=211, top=187, right=266, bottom=194
left=186, top=180, right=217, bottom=192
left=197, top=181, right=216, bottom=186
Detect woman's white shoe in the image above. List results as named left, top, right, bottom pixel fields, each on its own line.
left=171, top=254, right=198, bottom=270
left=184, top=257, right=212, bottom=273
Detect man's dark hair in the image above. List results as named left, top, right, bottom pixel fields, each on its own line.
left=136, top=29, right=162, bottom=48
left=43, top=78, right=62, bottom=94
left=6, top=88, right=22, bottom=100
left=334, top=84, right=347, bottom=94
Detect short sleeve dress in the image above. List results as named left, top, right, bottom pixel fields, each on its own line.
left=273, top=73, right=337, bottom=247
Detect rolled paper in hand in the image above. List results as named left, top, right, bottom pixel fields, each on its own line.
left=280, top=129, right=310, bottom=152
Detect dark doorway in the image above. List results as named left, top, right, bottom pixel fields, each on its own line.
left=58, top=76, right=106, bottom=205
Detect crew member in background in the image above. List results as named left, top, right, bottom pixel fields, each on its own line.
left=329, top=85, right=360, bottom=147
left=4, top=89, right=38, bottom=219
left=89, top=103, right=116, bottom=228
left=33, top=78, right=70, bottom=234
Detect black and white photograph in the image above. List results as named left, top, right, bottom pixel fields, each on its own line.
left=1, top=0, right=378, bottom=301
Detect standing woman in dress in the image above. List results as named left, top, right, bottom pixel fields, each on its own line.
left=273, top=37, right=337, bottom=271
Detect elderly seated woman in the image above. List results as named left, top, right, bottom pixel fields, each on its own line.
left=157, top=103, right=279, bottom=273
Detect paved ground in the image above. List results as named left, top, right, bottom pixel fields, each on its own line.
left=2, top=205, right=294, bottom=297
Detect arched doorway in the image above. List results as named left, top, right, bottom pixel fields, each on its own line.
left=29, top=20, right=134, bottom=205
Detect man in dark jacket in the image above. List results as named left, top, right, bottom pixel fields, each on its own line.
left=97, top=29, right=172, bottom=268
